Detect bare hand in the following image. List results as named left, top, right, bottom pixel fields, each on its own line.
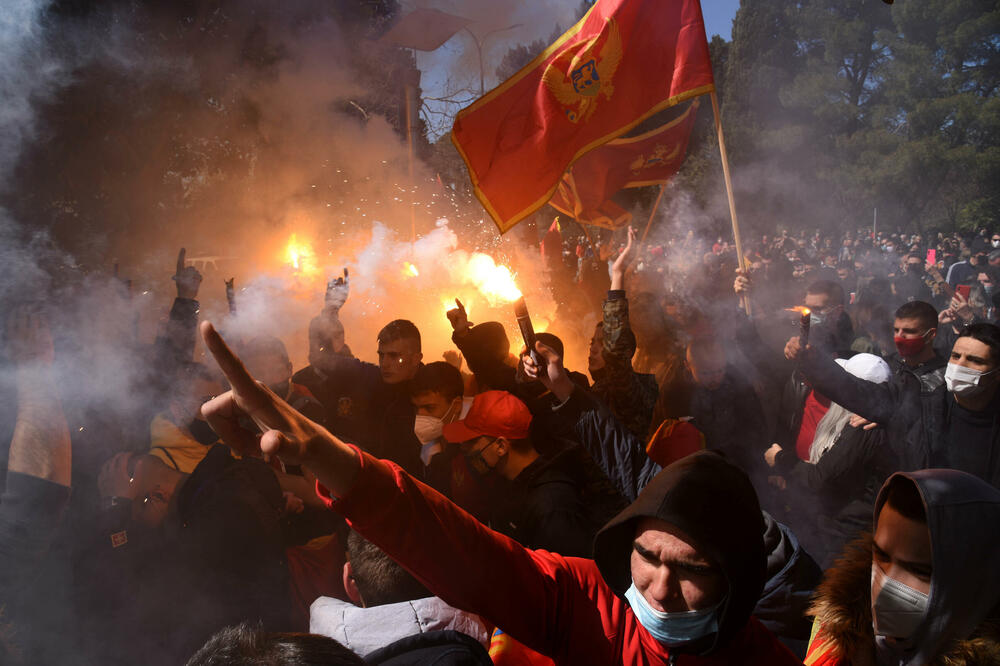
left=98, top=452, right=137, bottom=499
left=442, top=349, right=463, bottom=370
left=520, top=341, right=574, bottom=402
left=849, top=414, right=879, bottom=430
left=783, top=336, right=809, bottom=361
left=199, top=322, right=331, bottom=465
left=173, top=248, right=203, bottom=300
left=938, top=308, right=957, bottom=326
left=5, top=306, right=54, bottom=365
left=610, top=226, right=637, bottom=288
left=949, top=292, right=973, bottom=322
left=325, top=269, right=350, bottom=311
left=734, top=271, right=751, bottom=295
left=446, top=298, right=472, bottom=334
left=764, top=443, right=782, bottom=468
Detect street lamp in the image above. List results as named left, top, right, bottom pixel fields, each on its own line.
left=463, top=23, right=524, bottom=96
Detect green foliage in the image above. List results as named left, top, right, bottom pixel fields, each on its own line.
left=683, top=0, right=1000, bottom=236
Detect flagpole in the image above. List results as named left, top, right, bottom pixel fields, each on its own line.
left=709, top=90, right=751, bottom=316
left=641, top=182, right=667, bottom=244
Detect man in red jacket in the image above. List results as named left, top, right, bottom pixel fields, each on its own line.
left=198, top=322, right=800, bottom=665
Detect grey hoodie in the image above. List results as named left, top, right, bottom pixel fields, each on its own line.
left=874, top=469, right=1000, bottom=665
left=309, top=595, right=490, bottom=658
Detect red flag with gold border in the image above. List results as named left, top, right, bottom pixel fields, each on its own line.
left=547, top=99, right=700, bottom=228
left=451, top=0, right=714, bottom=233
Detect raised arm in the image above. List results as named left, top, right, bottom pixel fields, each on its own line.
left=197, top=322, right=617, bottom=662
left=522, top=340, right=660, bottom=503
left=154, top=248, right=202, bottom=370
left=783, top=336, right=899, bottom=425
left=1, top=308, right=72, bottom=597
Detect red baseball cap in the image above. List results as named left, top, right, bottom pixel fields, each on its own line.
left=442, top=390, right=532, bottom=443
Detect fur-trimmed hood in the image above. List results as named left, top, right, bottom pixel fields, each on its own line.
left=810, top=473, right=1000, bottom=666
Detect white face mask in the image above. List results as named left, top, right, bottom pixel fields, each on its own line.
left=945, top=362, right=998, bottom=398
left=871, top=563, right=928, bottom=640
left=412, top=400, right=460, bottom=445
left=413, top=415, right=443, bottom=445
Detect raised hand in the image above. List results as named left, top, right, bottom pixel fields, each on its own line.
left=446, top=298, right=472, bottom=334
left=199, top=321, right=360, bottom=495
left=520, top=340, right=574, bottom=402
left=325, top=268, right=350, bottom=311
left=173, top=248, right=203, bottom=300
left=610, top=227, right=637, bottom=290
left=5, top=305, right=54, bottom=366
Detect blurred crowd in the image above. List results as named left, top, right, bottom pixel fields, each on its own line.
left=1, top=222, right=999, bottom=666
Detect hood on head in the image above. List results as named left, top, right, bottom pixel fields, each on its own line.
left=873, top=470, right=1000, bottom=665
left=592, top=451, right=765, bottom=654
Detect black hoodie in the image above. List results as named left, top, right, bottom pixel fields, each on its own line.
left=592, top=451, right=767, bottom=655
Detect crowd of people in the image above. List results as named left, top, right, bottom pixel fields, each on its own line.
left=1, top=222, right=999, bottom=665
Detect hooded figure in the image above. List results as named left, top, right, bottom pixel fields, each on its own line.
left=806, top=469, right=1000, bottom=665
left=593, top=451, right=771, bottom=657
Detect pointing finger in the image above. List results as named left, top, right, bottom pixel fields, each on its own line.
left=176, top=248, right=187, bottom=276
left=200, top=321, right=260, bottom=397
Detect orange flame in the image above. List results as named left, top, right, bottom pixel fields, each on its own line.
left=465, top=253, right=522, bottom=304
left=786, top=307, right=811, bottom=316
left=284, top=233, right=317, bottom=277
left=402, top=261, right=419, bottom=278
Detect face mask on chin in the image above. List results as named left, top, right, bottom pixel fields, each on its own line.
left=625, top=581, right=722, bottom=647
left=945, top=362, right=998, bottom=399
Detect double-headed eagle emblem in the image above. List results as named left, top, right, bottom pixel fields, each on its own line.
left=543, top=18, right=623, bottom=123
left=629, top=143, right=682, bottom=175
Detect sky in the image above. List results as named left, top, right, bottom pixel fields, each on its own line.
left=413, top=0, right=740, bottom=140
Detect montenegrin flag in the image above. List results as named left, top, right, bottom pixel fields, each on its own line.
left=547, top=99, right=700, bottom=229
left=451, top=0, right=714, bottom=233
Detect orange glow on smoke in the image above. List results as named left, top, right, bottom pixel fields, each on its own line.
left=465, top=253, right=522, bottom=304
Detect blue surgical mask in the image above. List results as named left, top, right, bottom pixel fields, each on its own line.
left=624, top=581, right=722, bottom=647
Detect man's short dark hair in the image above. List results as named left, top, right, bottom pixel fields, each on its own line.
left=346, top=530, right=429, bottom=607
left=410, top=361, right=463, bottom=401
left=957, top=323, right=1000, bottom=365
left=186, top=622, right=363, bottom=665
left=377, top=319, right=421, bottom=351
left=535, top=332, right=564, bottom=358
left=806, top=280, right=844, bottom=307
left=894, top=301, right=938, bottom=331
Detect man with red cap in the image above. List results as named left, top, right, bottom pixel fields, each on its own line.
left=441, top=390, right=625, bottom=557
left=198, top=323, right=802, bottom=665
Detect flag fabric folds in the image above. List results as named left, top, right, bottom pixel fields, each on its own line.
left=451, top=0, right=714, bottom=233
left=547, top=99, right=700, bottom=229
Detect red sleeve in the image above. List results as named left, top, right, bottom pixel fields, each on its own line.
left=316, top=447, right=621, bottom=663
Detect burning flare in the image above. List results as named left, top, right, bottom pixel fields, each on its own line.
left=465, top=253, right=522, bottom=304
left=403, top=261, right=419, bottom=278
left=283, top=233, right=318, bottom=279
